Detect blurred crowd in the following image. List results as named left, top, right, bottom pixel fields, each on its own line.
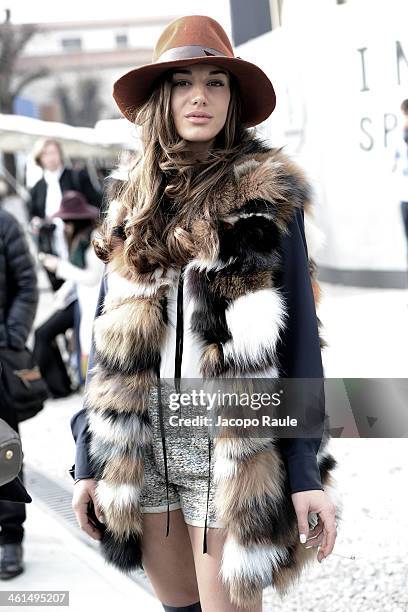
left=0, top=136, right=104, bottom=579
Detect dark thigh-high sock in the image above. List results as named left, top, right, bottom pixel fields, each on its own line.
left=162, top=602, right=202, bottom=612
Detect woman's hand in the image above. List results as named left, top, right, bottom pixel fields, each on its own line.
left=291, top=489, right=337, bottom=563
left=72, top=478, right=104, bottom=541
left=30, top=216, right=42, bottom=235
left=38, top=252, right=59, bottom=273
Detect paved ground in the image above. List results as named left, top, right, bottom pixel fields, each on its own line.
left=9, top=278, right=408, bottom=611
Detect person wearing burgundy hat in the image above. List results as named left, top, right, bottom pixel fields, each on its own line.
left=69, top=15, right=341, bottom=612
left=33, top=191, right=103, bottom=398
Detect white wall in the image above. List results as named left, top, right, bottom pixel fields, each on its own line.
left=237, top=0, right=408, bottom=274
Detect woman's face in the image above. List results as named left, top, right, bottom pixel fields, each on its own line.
left=40, top=143, right=62, bottom=172
left=63, top=221, right=75, bottom=240
left=170, top=63, right=231, bottom=153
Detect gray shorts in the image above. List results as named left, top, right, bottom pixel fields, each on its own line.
left=139, top=387, right=224, bottom=529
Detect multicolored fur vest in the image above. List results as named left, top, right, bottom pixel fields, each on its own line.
left=85, top=138, right=342, bottom=608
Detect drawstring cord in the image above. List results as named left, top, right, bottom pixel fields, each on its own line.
left=156, top=363, right=170, bottom=538
left=203, top=435, right=211, bottom=554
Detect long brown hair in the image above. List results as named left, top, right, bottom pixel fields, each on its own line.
left=95, top=69, right=258, bottom=273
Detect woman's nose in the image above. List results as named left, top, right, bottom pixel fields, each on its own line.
left=191, top=85, right=207, bottom=104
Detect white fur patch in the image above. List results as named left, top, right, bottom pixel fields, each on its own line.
left=222, top=212, right=275, bottom=225
left=223, top=289, right=287, bottom=368
left=213, top=457, right=238, bottom=482
left=87, top=410, right=152, bottom=448
left=95, top=480, right=141, bottom=510
left=103, top=268, right=179, bottom=307
left=184, top=256, right=237, bottom=275
left=221, top=536, right=289, bottom=587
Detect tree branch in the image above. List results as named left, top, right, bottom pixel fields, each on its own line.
left=12, top=67, right=49, bottom=97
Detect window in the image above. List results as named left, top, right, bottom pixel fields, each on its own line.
left=115, top=34, right=128, bottom=49
left=61, top=38, right=82, bottom=52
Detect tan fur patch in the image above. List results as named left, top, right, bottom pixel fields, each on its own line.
left=228, top=578, right=263, bottom=609
left=212, top=271, right=273, bottom=300
left=93, top=298, right=165, bottom=372
left=86, top=366, right=156, bottom=414
left=102, top=456, right=144, bottom=484
left=214, top=448, right=285, bottom=526
left=215, top=149, right=309, bottom=234
left=105, top=506, right=144, bottom=540
left=200, top=343, right=224, bottom=377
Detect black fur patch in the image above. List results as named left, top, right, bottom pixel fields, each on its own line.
left=235, top=493, right=297, bottom=547
left=100, top=530, right=143, bottom=572
left=187, top=268, right=231, bottom=346
left=218, top=214, right=281, bottom=274
left=318, top=452, right=337, bottom=478
left=94, top=348, right=161, bottom=376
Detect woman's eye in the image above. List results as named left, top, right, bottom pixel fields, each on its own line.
left=172, top=80, right=225, bottom=87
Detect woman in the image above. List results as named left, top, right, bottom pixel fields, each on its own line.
left=28, top=138, right=102, bottom=291
left=70, top=15, right=341, bottom=612
left=34, top=191, right=103, bottom=397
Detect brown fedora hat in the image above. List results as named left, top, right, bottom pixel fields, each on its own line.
left=52, top=190, right=99, bottom=221
left=113, top=15, right=276, bottom=128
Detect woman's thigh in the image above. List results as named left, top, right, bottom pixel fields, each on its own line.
left=186, top=525, right=263, bottom=612
left=141, top=509, right=200, bottom=607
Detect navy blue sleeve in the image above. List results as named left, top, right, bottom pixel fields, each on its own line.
left=276, top=206, right=325, bottom=494
left=69, top=271, right=107, bottom=480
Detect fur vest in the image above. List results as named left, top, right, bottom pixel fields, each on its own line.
left=85, top=139, right=341, bottom=608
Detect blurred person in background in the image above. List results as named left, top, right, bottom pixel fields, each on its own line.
left=0, top=202, right=38, bottom=579
left=390, top=99, right=408, bottom=287
left=27, top=138, right=102, bottom=291
left=34, top=191, right=102, bottom=397
left=392, top=99, right=408, bottom=288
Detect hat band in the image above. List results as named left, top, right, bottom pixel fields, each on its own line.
left=156, top=45, right=230, bottom=63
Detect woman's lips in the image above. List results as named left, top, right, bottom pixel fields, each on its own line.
left=185, top=116, right=212, bottom=124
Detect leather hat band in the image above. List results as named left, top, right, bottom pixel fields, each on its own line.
left=157, top=45, right=230, bottom=63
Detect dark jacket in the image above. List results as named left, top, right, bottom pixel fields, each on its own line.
left=0, top=209, right=38, bottom=350
left=0, top=208, right=37, bottom=503
left=28, top=167, right=102, bottom=219
left=69, top=205, right=324, bottom=494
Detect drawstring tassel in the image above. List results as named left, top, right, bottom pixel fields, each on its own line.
left=156, top=364, right=170, bottom=537
left=203, top=436, right=212, bottom=554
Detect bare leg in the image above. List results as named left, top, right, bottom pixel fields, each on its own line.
left=141, top=509, right=200, bottom=607
left=186, top=525, right=262, bottom=612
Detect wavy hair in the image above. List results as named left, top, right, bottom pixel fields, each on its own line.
left=94, top=69, right=258, bottom=273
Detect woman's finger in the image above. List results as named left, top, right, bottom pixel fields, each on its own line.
left=305, top=533, right=324, bottom=549
left=307, top=516, right=323, bottom=539
left=317, top=507, right=337, bottom=562
left=75, top=501, right=102, bottom=541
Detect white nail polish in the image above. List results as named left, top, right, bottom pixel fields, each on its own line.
left=300, top=534, right=307, bottom=544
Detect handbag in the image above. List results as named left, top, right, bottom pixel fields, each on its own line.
left=0, top=347, right=49, bottom=422
left=0, top=418, right=22, bottom=487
